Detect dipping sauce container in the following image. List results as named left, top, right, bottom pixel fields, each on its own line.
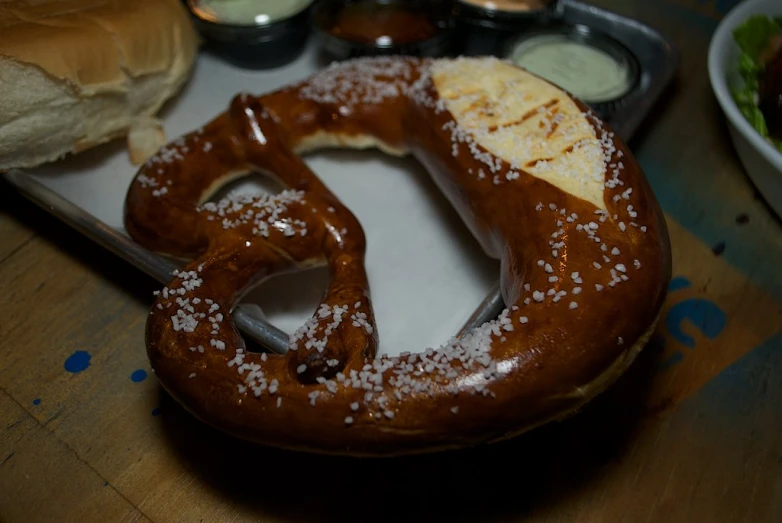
left=452, top=0, right=558, bottom=56
left=505, top=25, right=640, bottom=114
left=187, top=0, right=315, bottom=69
left=312, top=0, right=454, bottom=60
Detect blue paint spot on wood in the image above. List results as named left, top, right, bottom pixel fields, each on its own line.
left=130, top=369, right=148, bottom=383
left=665, top=299, right=728, bottom=348
left=668, top=276, right=692, bottom=292
left=64, top=351, right=91, bottom=373
left=104, top=481, right=109, bottom=486
left=151, top=407, right=161, bottom=416
left=32, top=398, right=41, bottom=406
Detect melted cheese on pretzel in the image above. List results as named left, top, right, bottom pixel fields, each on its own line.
left=431, top=57, right=607, bottom=210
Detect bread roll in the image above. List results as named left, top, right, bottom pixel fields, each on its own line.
left=0, top=0, right=200, bottom=171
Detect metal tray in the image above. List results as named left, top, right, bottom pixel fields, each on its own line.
left=3, top=0, right=678, bottom=354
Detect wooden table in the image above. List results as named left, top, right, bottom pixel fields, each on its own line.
left=2, top=1, right=781, bottom=521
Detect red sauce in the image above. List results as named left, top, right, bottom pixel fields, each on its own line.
left=328, top=2, right=440, bottom=45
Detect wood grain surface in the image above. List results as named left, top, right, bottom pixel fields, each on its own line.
left=2, top=1, right=781, bottom=521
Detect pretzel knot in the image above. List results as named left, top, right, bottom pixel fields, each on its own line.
left=124, top=56, right=671, bottom=456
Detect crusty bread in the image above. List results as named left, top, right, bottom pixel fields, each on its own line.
left=0, top=0, right=200, bottom=171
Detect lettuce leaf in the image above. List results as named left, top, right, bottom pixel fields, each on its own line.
left=730, top=15, right=782, bottom=150
left=732, top=15, right=781, bottom=59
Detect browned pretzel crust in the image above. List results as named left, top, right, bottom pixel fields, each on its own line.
left=124, top=56, right=671, bottom=456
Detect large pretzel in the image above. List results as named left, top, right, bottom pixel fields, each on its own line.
left=124, top=56, right=670, bottom=456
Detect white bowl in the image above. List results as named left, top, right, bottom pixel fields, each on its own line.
left=707, top=0, right=782, bottom=217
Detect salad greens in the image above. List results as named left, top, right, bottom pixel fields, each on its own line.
left=730, top=14, right=782, bottom=152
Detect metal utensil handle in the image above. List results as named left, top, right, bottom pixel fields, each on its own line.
left=2, top=169, right=290, bottom=354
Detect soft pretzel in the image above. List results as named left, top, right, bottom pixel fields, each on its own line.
left=124, top=56, right=671, bottom=456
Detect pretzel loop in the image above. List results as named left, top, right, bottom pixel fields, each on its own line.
left=124, top=57, right=671, bottom=456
